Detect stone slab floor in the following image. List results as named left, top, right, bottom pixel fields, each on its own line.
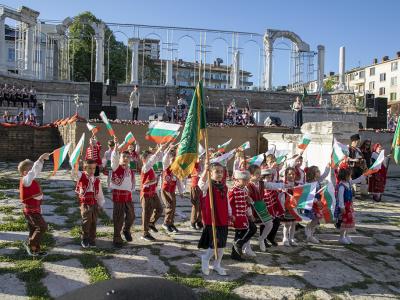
left=0, top=162, right=399, bottom=299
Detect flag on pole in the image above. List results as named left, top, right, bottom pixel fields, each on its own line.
left=331, top=138, right=349, bottom=167
left=275, top=150, right=289, bottom=164
left=118, top=132, right=136, bottom=151
left=247, top=153, right=265, bottom=166
left=320, top=183, right=336, bottom=223
left=69, top=133, right=85, bottom=171
left=52, top=143, right=71, bottom=176
left=217, top=139, right=232, bottom=152
left=298, top=134, right=312, bottom=150
left=99, top=111, right=115, bottom=137
left=210, top=149, right=236, bottom=164
left=364, top=150, right=385, bottom=176
left=286, top=182, right=317, bottom=211
left=145, top=121, right=181, bottom=144
left=237, top=141, right=250, bottom=151
left=171, top=81, right=206, bottom=179
left=86, top=123, right=99, bottom=135
left=392, top=116, right=400, bottom=164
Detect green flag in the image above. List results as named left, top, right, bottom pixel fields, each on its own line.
left=301, top=87, right=308, bottom=101
left=392, top=116, right=400, bottom=164
left=171, top=81, right=207, bottom=179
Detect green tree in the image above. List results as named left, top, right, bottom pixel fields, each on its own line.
left=324, top=77, right=336, bottom=92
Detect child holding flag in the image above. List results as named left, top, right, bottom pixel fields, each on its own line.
left=281, top=167, right=298, bottom=246
left=18, top=152, right=51, bottom=256
left=102, top=140, right=115, bottom=192
left=85, top=136, right=102, bottom=177
left=368, top=143, right=388, bottom=202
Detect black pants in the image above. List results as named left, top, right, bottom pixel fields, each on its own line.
left=132, top=107, right=139, bottom=120
left=95, top=165, right=100, bottom=177
left=267, top=218, right=281, bottom=243
left=294, top=110, right=303, bottom=128
left=234, top=221, right=257, bottom=247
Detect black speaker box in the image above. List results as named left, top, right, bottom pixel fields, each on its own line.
left=365, top=93, right=375, bottom=108
left=366, top=116, right=387, bottom=129
left=102, top=106, right=117, bottom=120
left=106, top=80, right=118, bottom=96
left=89, top=82, right=103, bottom=106
left=374, top=97, right=388, bottom=116
left=89, top=105, right=102, bottom=120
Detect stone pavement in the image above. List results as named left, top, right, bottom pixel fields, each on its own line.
left=0, top=162, right=399, bottom=299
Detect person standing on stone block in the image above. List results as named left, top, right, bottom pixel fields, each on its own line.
left=110, top=137, right=136, bottom=248
left=18, top=152, right=51, bottom=257
left=73, top=159, right=105, bottom=248
left=129, top=85, right=140, bottom=121
left=85, top=136, right=102, bottom=177
left=292, top=96, right=303, bottom=128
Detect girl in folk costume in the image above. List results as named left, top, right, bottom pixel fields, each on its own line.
left=190, top=157, right=204, bottom=230
left=85, top=136, right=102, bottom=177
left=73, top=159, right=105, bottom=248
left=128, top=142, right=140, bottom=172
left=368, top=143, right=388, bottom=202
left=161, top=144, right=184, bottom=233
left=230, top=170, right=257, bottom=261
left=334, top=168, right=366, bottom=244
left=265, top=154, right=280, bottom=182
left=139, top=145, right=167, bottom=241
left=247, top=165, right=273, bottom=252
left=198, top=163, right=231, bottom=276
left=102, top=140, right=115, bottom=192
left=18, top=152, right=51, bottom=257
left=293, top=155, right=306, bottom=185
left=280, top=167, right=298, bottom=246
left=110, top=138, right=136, bottom=248
left=304, top=165, right=331, bottom=244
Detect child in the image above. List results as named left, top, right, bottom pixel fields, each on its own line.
left=198, top=162, right=230, bottom=276
left=140, top=145, right=166, bottom=241
left=247, top=165, right=273, bottom=252
left=128, top=142, right=140, bottom=172
left=293, top=155, right=306, bottom=185
left=233, top=150, right=246, bottom=173
left=304, top=164, right=330, bottom=244
left=229, top=170, right=257, bottom=261
left=265, top=154, right=280, bottom=182
left=281, top=167, right=297, bottom=246
left=335, top=168, right=366, bottom=244
left=161, top=144, right=184, bottom=233
left=368, top=143, right=388, bottom=202
left=18, top=152, right=50, bottom=256
left=74, top=159, right=105, bottom=248
left=102, top=140, right=115, bottom=191
left=190, top=158, right=204, bottom=230
left=110, top=138, right=136, bottom=248
left=85, top=136, right=102, bottom=177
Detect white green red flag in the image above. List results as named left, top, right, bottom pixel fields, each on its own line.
left=118, top=132, right=136, bottom=151
left=51, top=143, right=71, bottom=176
left=247, top=153, right=265, bottom=166
left=86, top=123, right=99, bottom=135
left=275, top=150, right=289, bottom=164
left=99, top=111, right=115, bottom=137
left=286, top=182, right=317, bottom=211
left=217, top=139, right=232, bottom=152
left=237, top=141, right=250, bottom=151
left=331, top=138, right=349, bottom=167
left=69, top=133, right=85, bottom=171
left=364, top=150, right=385, bottom=176
left=210, top=149, right=236, bottom=164
left=146, top=121, right=181, bottom=144
left=320, top=183, right=337, bottom=223
left=298, top=134, right=311, bottom=150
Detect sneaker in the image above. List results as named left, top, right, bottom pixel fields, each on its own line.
left=282, top=239, right=291, bottom=247
left=141, top=234, right=156, bottom=242
left=196, top=221, right=203, bottom=229
left=233, top=241, right=243, bottom=256
left=289, top=239, right=298, bottom=246
left=23, top=241, right=35, bottom=256
left=346, top=236, right=353, bottom=244
left=201, top=255, right=210, bottom=275
left=123, top=231, right=133, bottom=242
left=230, top=251, right=244, bottom=262
left=81, top=240, right=90, bottom=249
left=243, top=246, right=257, bottom=257
left=212, top=265, right=227, bottom=276
left=162, top=224, right=174, bottom=233
left=170, top=225, right=179, bottom=233
left=113, top=242, right=123, bottom=248
left=190, top=223, right=197, bottom=230
left=339, top=237, right=350, bottom=245
left=307, top=236, right=320, bottom=244
left=148, top=224, right=158, bottom=233
left=259, top=239, right=266, bottom=252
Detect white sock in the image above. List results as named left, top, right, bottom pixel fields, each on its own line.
left=283, top=224, right=289, bottom=241
left=203, top=248, right=214, bottom=262
left=214, top=248, right=224, bottom=268
left=289, top=222, right=296, bottom=240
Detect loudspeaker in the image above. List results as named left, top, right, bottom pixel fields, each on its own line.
left=106, top=80, right=118, bottom=96
left=102, top=106, right=117, bottom=120
left=365, top=93, right=375, bottom=108
left=89, top=82, right=103, bottom=106
left=366, top=116, right=387, bottom=129
left=374, top=97, right=388, bottom=116
left=89, top=105, right=102, bottom=119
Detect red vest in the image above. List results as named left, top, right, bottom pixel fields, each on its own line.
left=247, top=182, right=263, bottom=202
left=85, top=142, right=102, bottom=166
left=200, top=183, right=229, bottom=226
left=19, top=179, right=43, bottom=214
left=75, top=173, right=100, bottom=205
left=111, top=165, right=135, bottom=187
left=263, top=187, right=284, bottom=218
left=191, top=162, right=201, bottom=187
left=229, top=186, right=250, bottom=229
left=141, top=168, right=157, bottom=197
left=162, top=167, right=177, bottom=193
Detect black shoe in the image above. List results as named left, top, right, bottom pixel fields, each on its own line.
left=268, top=239, right=278, bottom=246
left=231, top=247, right=244, bottom=261
left=196, top=221, right=203, bottom=229
left=233, top=241, right=243, bottom=256
left=141, top=234, right=156, bottom=242
left=170, top=225, right=179, bottom=233
left=81, top=240, right=90, bottom=249
left=264, top=240, right=271, bottom=248
left=162, top=224, right=174, bottom=233
left=89, top=242, right=97, bottom=248
left=113, top=242, right=123, bottom=248
left=149, top=224, right=158, bottom=233
left=123, top=231, right=133, bottom=242
left=191, top=223, right=197, bottom=230
left=36, top=251, right=48, bottom=257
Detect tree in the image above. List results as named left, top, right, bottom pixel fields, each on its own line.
left=324, top=77, right=336, bottom=92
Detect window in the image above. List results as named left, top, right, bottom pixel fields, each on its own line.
left=390, top=92, right=397, bottom=101
left=391, top=76, right=397, bottom=86
left=379, top=87, right=386, bottom=95
left=370, top=67, right=375, bottom=76
left=380, top=73, right=386, bottom=82
left=359, top=71, right=365, bottom=79
left=7, top=48, right=15, bottom=62
left=391, top=62, right=398, bottom=71
left=369, top=81, right=375, bottom=90
left=349, top=73, right=356, bottom=80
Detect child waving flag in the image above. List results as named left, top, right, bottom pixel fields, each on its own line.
left=51, top=143, right=71, bottom=176
left=298, top=134, right=311, bottom=151
left=69, top=133, right=85, bottom=171
left=86, top=123, right=100, bottom=136
left=146, top=121, right=181, bottom=144
left=100, top=111, right=116, bottom=137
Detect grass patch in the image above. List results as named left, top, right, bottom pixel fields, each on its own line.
left=98, top=210, right=112, bottom=226
left=0, top=178, right=19, bottom=189
left=0, top=206, right=16, bottom=215
left=0, top=191, right=8, bottom=200
left=79, top=254, right=111, bottom=283
left=70, top=226, right=81, bottom=242
left=0, top=215, right=27, bottom=231
left=65, top=209, right=81, bottom=229
left=47, top=192, right=72, bottom=202
left=16, top=259, right=50, bottom=300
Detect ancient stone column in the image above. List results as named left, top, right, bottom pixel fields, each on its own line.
left=264, top=43, right=273, bottom=90
left=317, top=45, right=325, bottom=92
left=231, top=50, right=240, bottom=89
left=0, top=16, right=6, bottom=72
left=92, top=22, right=105, bottom=83
left=129, top=38, right=139, bottom=84
left=165, top=60, right=173, bottom=86
left=24, top=24, right=34, bottom=77
left=339, top=46, right=346, bottom=90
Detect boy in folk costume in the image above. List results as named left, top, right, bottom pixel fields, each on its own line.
left=140, top=145, right=167, bottom=241
left=18, top=152, right=51, bottom=257
left=198, top=162, right=230, bottom=276
left=85, top=136, right=102, bottom=177
left=161, top=144, right=184, bottom=233
left=190, top=157, right=204, bottom=230
left=368, top=143, right=388, bottom=202
left=110, top=137, right=136, bottom=248
left=102, top=140, right=115, bottom=192
left=73, top=159, right=105, bottom=248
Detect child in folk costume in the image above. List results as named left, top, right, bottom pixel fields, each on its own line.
left=161, top=144, right=184, bottom=233
left=198, top=162, right=230, bottom=276
left=73, top=159, right=105, bottom=248
left=247, top=165, right=273, bottom=252
left=140, top=146, right=166, bottom=241
left=128, top=142, right=140, bottom=173
left=265, top=154, right=280, bottom=182
left=291, top=154, right=306, bottom=185
left=85, top=136, right=102, bottom=177
left=190, top=157, right=204, bottom=230
left=368, top=143, right=388, bottom=202
left=18, top=153, right=50, bottom=257
left=304, top=165, right=331, bottom=244
left=233, top=150, right=246, bottom=173
left=230, top=170, right=257, bottom=261
left=335, top=168, right=366, bottom=244
left=110, top=138, right=136, bottom=248
left=281, top=167, right=298, bottom=246
left=102, top=140, right=115, bottom=191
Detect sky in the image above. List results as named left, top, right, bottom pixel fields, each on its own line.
left=4, top=0, right=400, bottom=87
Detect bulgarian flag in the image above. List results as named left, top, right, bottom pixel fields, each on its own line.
left=286, top=182, right=317, bottom=212
left=392, top=116, right=400, bottom=164
left=118, top=132, right=136, bottom=151
left=217, top=139, right=232, bottom=152
left=86, top=122, right=100, bottom=135
left=275, top=150, right=289, bottom=164
left=331, top=138, right=349, bottom=167
left=298, top=134, right=311, bottom=150
left=69, top=133, right=85, bottom=171
left=320, top=183, right=336, bottom=223
left=364, top=150, right=385, bottom=176
left=146, top=121, right=181, bottom=144
left=51, top=143, right=71, bottom=176
left=99, top=111, right=115, bottom=137
left=247, top=153, right=265, bottom=166
left=171, top=81, right=206, bottom=179
left=210, top=149, right=236, bottom=164
left=237, top=141, right=250, bottom=151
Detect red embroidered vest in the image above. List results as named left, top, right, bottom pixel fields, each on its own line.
left=19, top=179, right=43, bottom=214
left=111, top=165, right=134, bottom=188
left=162, top=167, right=177, bottom=193
left=228, top=186, right=250, bottom=229
left=141, top=168, right=157, bottom=197
left=201, top=183, right=228, bottom=226
left=75, top=173, right=100, bottom=205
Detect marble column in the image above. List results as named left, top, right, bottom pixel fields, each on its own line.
left=92, top=22, right=105, bottom=83
left=317, top=45, right=325, bottom=92
left=128, top=38, right=139, bottom=84
left=0, top=16, right=6, bottom=72
left=264, top=42, right=273, bottom=90
left=339, top=46, right=346, bottom=90
left=24, top=24, right=34, bottom=77
left=165, top=60, right=173, bottom=86
left=231, top=50, right=240, bottom=89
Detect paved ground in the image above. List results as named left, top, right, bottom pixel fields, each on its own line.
left=0, top=161, right=399, bottom=299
